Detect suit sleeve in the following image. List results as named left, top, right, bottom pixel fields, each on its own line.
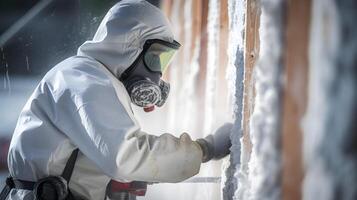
left=56, top=82, right=202, bottom=183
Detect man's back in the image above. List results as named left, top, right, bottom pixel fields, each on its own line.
left=7, top=56, right=127, bottom=199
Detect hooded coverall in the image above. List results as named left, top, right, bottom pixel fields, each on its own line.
left=7, top=1, right=203, bottom=199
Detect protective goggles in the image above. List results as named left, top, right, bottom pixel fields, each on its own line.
left=142, top=39, right=181, bottom=73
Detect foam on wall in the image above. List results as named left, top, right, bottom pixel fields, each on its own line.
left=143, top=0, right=357, bottom=199
left=245, top=0, right=284, bottom=199
left=222, top=0, right=245, bottom=199
left=303, top=0, right=357, bottom=199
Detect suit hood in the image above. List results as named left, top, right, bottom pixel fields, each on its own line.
left=77, top=0, right=174, bottom=79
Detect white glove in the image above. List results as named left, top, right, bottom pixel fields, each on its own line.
left=196, top=123, right=233, bottom=162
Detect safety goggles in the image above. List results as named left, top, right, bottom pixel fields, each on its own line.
left=142, top=39, right=181, bottom=73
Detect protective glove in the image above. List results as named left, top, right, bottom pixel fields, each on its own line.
left=196, top=123, right=233, bottom=163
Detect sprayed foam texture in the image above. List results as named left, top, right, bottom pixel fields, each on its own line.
left=239, top=0, right=284, bottom=200
left=222, top=0, right=245, bottom=199
left=303, top=0, right=357, bottom=200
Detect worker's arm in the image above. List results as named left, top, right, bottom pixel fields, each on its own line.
left=56, top=84, right=202, bottom=183
left=114, top=120, right=233, bottom=182
left=116, top=131, right=203, bottom=183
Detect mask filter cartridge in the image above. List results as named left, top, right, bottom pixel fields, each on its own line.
left=125, top=78, right=170, bottom=108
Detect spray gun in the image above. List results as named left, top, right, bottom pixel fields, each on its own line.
left=107, top=177, right=221, bottom=200
left=107, top=180, right=147, bottom=200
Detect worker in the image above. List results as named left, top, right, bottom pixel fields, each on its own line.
left=1, top=0, right=233, bottom=199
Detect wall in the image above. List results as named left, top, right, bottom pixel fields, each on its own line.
left=138, top=0, right=357, bottom=199
left=236, top=1, right=357, bottom=200
left=303, top=0, right=357, bottom=199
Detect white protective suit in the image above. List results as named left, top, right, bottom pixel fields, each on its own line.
left=7, top=1, right=203, bottom=199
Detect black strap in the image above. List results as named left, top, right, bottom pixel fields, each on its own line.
left=0, top=177, right=14, bottom=200
left=61, top=149, right=79, bottom=183
left=13, top=179, right=35, bottom=190
left=0, top=185, right=11, bottom=200
left=0, top=148, right=79, bottom=198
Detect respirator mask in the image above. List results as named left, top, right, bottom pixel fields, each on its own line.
left=121, top=39, right=181, bottom=109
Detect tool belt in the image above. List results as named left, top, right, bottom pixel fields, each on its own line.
left=0, top=149, right=79, bottom=200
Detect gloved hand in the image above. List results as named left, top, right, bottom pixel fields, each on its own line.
left=196, top=123, right=233, bottom=163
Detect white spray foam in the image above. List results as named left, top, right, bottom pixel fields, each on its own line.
left=246, top=0, right=284, bottom=199
left=303, top=0, right=357, bottom=199
left=302, top=2, right=339, bottom=199
left=222, top=0, right=246, bottom=199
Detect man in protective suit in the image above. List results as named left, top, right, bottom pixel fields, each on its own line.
left=2, top=0, right=233, bottom=199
